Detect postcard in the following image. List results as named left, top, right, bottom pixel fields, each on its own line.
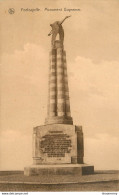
left=0, top=0, right=119, bottom=192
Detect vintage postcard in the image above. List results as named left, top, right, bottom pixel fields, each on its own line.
left=0, top=0, right=119, bottom=192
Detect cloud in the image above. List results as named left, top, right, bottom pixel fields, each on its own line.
left=1, top=0, right=119, bottom=62
left=1, top=43, right=48, bottom=134
left=68, top=56, right=119, bottom=137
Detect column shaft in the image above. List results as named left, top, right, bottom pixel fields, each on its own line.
left=45, top=40, right=73, bottom=125
left=48, top=49, right=57, bottom=117
left=57, top=48, right=65, bottom=116
left=63, top=51, right=71, bottom=117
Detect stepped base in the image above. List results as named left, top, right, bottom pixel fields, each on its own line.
left=24, top=164, right=94, bottom=176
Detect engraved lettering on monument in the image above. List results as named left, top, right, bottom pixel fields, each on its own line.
left=40, top=131, right=72, bottom=157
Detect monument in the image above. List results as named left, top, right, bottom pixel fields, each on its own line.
left=24, top=16, right=94, bottom=176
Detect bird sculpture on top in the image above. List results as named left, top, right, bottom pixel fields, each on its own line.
left=48, top=15, right=71, bottom=48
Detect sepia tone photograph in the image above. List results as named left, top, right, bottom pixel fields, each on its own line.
left=0, top=0, right=119, bottom=192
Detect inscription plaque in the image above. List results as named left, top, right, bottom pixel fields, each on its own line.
left=40, top=131, right=72, bottom=157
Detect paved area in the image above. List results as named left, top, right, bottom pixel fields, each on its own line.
left=0, top=170, right=118, bottom=191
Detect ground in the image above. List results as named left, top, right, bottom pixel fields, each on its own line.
left=0, top=170, right=118, bottom=191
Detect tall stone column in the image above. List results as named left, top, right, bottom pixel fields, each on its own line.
left=63, top=50, right=71, bottom=117
left=48, top=49, right=57, bottom=117
left=57, top=47, right=65, bottom=117
left=45, top=40, right=73, bottom=125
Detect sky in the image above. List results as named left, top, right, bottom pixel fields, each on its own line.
left=0, top=0, right=119, bottom=170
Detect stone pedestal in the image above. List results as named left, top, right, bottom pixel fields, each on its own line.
left=24, top=124, right=94, bottom=176
left=33, top=124, right=83, bottom=164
